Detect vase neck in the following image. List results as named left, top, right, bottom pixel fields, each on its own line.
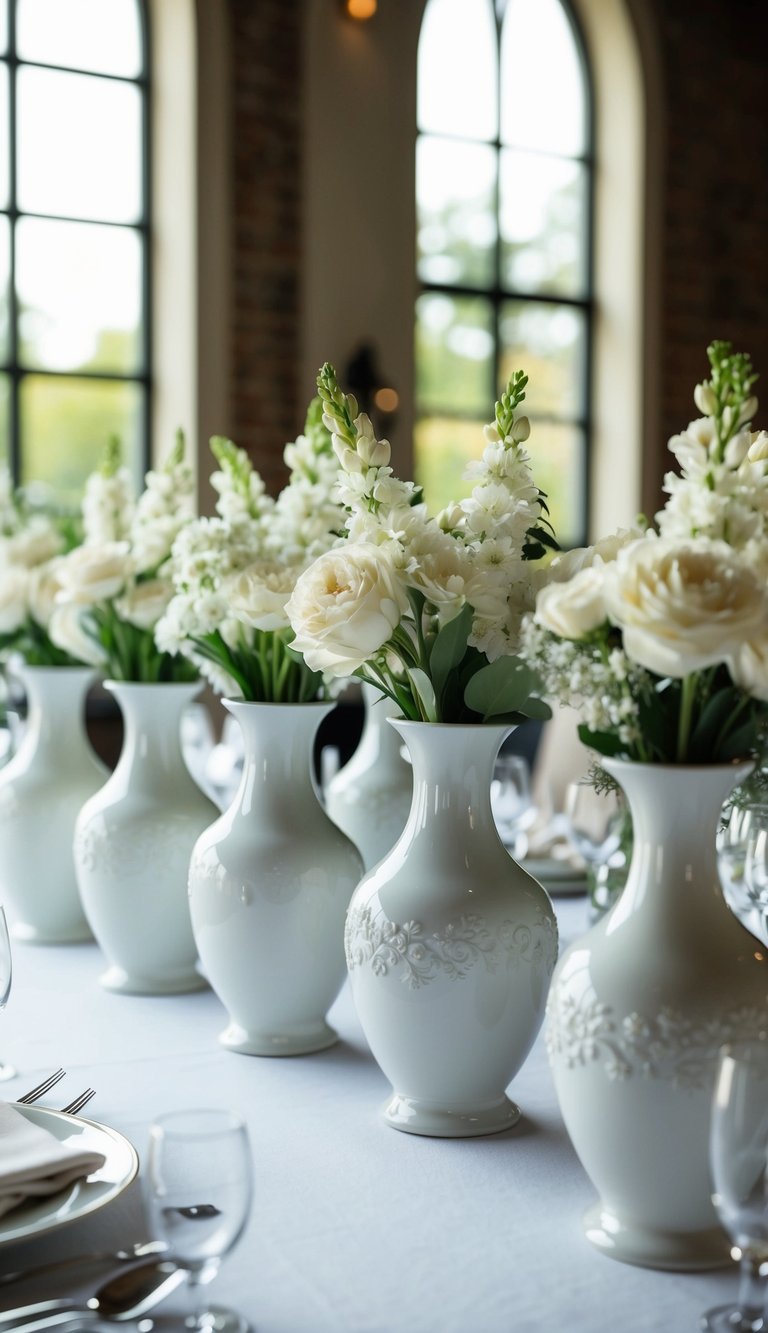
left=16, top=667, right=95, bottom=757
left=392, top=721, right=510, bottom=839
left=108, top=682, right=200, bottom=789
left=226, top=701, right=330, bottom=821
left=355, top=687, right=407, bottom=766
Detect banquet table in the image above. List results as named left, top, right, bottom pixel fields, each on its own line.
left=0, top=893, right=742, bottom=1333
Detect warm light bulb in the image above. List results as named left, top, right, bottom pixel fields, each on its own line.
left=373, top=386, right=399, bottom=413
left=344, top=0, right=377, bottom=19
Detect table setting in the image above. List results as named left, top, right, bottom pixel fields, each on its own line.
left=0, top=342, right=767, bottom=1329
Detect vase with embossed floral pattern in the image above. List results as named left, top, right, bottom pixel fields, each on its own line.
left=546, top=758, right=768, bottom=1271
left=344, top=719, right=558, bottom=1138
left=74, top=680, right=218, bottom=995
left=188, top=700, right=364, bottom=1056
left=0, top=661, right=106, bottom=943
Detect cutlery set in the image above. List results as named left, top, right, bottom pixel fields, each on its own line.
left=16, top=1069, right=95, bottom=1116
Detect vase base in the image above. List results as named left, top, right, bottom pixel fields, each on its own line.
left=383, top=1093, right=522, bottom=1139
left=219, top=1020, right=339, bottom=1057
left=99, top=965, right=209, bottom=996
left=583, top=1202, right=733, bottom=1271
left=12, top=921, right=93, bottom=945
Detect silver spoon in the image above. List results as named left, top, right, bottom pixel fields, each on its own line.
left=0, top=1259, right=185, bottom=1331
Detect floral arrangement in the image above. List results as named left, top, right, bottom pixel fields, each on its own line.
left=521, top=341, right=768, bottom=765
left=0, top=467, right=86, bottom=666
left=285, top=363, right=554, bottom=725
left=154, top=398, right=346, bottom=701
left=50, top=433, right=199, bottom=682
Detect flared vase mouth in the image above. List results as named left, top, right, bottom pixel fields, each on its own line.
left=601, top=754, right=755, bottom=777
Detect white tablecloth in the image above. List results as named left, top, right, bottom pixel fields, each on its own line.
left=0, top=895, right=738, bottom=1331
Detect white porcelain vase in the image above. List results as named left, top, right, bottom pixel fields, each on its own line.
left=0, top=663, right=106, bottom=943
left=547, top=758, right=768, bottom=1271
left=325, top=683, right=413, bottom=871
left=188, top=700, right=364, bottom=1056
left=74, top=680, right=218, bottom=995
left=345, top=719, right=558, bottom=1138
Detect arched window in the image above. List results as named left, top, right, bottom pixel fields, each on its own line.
left=0, top=0, right=150, bottom=502
left=415, top=0, right=593, bottom=547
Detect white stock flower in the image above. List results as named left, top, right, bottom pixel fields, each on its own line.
left=1, top=517, right=62, bottom=569
left=535, top=565, right=609, bottom=640
left=604, top=537, right=768, bottom=678
left=286, top=544, right=409, bottom=676
left=55, top=541, right=133, bottom=606
left=82, top=467, right=135, bottom=544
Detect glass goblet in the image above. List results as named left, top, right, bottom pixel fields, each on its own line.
left=563, top=780, right=621, bottom=869
left=145, top=1108, right=253, bottom=1333
left=0, top=906, right=15, bottom=1081
left=491, top=753, right=535, bottom=857
left=703, top=1039, right=768, bottom=1332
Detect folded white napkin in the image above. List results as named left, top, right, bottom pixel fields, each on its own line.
left=0, top=1101, right=106, bottom=1218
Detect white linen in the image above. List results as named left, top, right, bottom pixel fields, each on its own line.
left=0, top=1101, right=106, bottom=1217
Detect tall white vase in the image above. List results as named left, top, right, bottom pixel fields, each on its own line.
left=188, top=700, right=364, bottom=1056
left=0, top=663, right=106, bottom=943
left=547, top=758, right=768, bottom=1271
left=74, top=680, right=218, bottom=995
left=345, top=719, right=558, bottom=1138
left=325, top=683, right=412, bottom=871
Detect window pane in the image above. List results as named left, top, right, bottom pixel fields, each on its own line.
left=500, top=150, right=587, bottom=298
left=0, top=373, right=9, bottom=468
left=524, top=419, right=585, bottom=549
left=0, top=1, right=7, bottom=57
left=414, top=414, right=486, bottom=516
left=500, top=0, right=586, bottom=155
left=20, top=375, right=144, bottom=504
left=17, top=0, right=141, bottom=77
left=0, top=215, right=9, bottom=360
left=416, top=293, right=493, bottom=415
left=417, top=138, right=496, bottom=288
left=499, top=301, right=585, bottom=417
left=17, top=218, right=143, bottom=374
left=418, top=0, right=497, bottom=141
left=0, top=63, right=8, bottom=209
left=18, top=68, right=142, bottom=222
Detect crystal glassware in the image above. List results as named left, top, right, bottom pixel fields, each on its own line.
left=145, top=1108, right=253, bottom=1333
left=703, top=1039, right=768, bottom=1331
left=491, top=752, right=535, bottom=857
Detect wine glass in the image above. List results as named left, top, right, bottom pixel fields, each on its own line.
left=703, top=1038, right=768, bottom=1331
left=145, top=1108, right=253, bottom=1333
left=0, top=906, right=15, bottom=1081
left=491, top=753, right=535, bottom=856
left=739, top=819, right=768, bottom=946
left=563, top=780, right=622, bottom=871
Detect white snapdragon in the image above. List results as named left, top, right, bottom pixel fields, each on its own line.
left=82, top=464, right=134, bottom=544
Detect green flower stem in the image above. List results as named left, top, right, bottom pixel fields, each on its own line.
left=676, top=673, right=698, bottom=762
left=712, top=691, right=751, bottom=758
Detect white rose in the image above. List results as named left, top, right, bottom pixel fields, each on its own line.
left=535, top=565, right=608, bottom=639
left=56, top=541, right=133, bottom=605
left=604, top=537, right=768, bottom=678
left=227, top=561, right=299, bottom=631
left=543, top=526, right=645, bottom=586
left=0, top=566, right=29, bottom=632
left=3, top=520, right=62, bottom=569
left=114, top=578, right=173, bottom=631
left=27, top=558, right=67, bottom=628
left=47, top=603, right=104, bottom=666
left=286, top=544, right=409, bottom=676
left=730, top=638, right=768, bottom=702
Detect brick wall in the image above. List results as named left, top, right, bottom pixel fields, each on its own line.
left=228, top=0, right=303, bottom=494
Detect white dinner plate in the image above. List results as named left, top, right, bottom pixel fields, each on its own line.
left=521, top=856, right=587, bottom=897
left=0, top=1104, right=139, bottom=1246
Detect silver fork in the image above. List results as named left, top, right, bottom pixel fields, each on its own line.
left=16, top=1068, right=66, bottom=1104
left=59, top=1088, right=95, bottom=1116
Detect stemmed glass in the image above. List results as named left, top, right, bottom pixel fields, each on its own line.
left=145, top=1108, right=253, bottom=1333
left=0, top=906, right=15, bottom=1081
left=563, top=781, right=622, bottom=869
left=703, top=1039, right=768, bottom=1332
left=491, top=754, right=535, bottom=857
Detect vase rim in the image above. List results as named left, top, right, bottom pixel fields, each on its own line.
left=388, top=716, right=515, bottom=731
left=601, top=755, right=754, bottom=775
left=103, top=678, right=202, bottom=692
left=221, top=696, right=333, bottom=709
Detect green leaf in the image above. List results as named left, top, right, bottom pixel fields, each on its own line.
left=688, top=687, right=740, bottom=762
left=429, top=603, right=473, bottom=707
left=577, top=724, right=626, bottom=758
left=407, top=667, right=437, bottom=722
left=718, top=718, right=759, bottom=762
left=463, top=656, right=542, bottom=720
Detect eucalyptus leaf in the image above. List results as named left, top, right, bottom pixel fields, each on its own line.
left=463, top=656, right=541, bottom=720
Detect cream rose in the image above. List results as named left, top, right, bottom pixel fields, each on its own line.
left=47, top=603, right=104, bottom=666
left=27, top=558, right=67, bottom=628
left=56, top=541, right=133, bottom=605
left=0, top=566, right=29, bottom=633
left=227, top=561, right=299, bottom=631
left=603, top=537, right=768, bottom=678
left=114, top=577, right=173, bottom=631
left=535, top=565, right=609, bottom=639
left=729, top=637, right=768, bottom=702
left=286, top=544, right=409, bottom=676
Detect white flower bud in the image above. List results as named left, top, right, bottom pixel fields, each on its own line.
left=748, top=431, right=768, bottom=462
left=739, top=395, right=759, bottom=425
left=724, top=430, right=750, bottom=468
left=511, top=416, right=531, bottom=443
left=693, top=383, right=717, bottom=416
